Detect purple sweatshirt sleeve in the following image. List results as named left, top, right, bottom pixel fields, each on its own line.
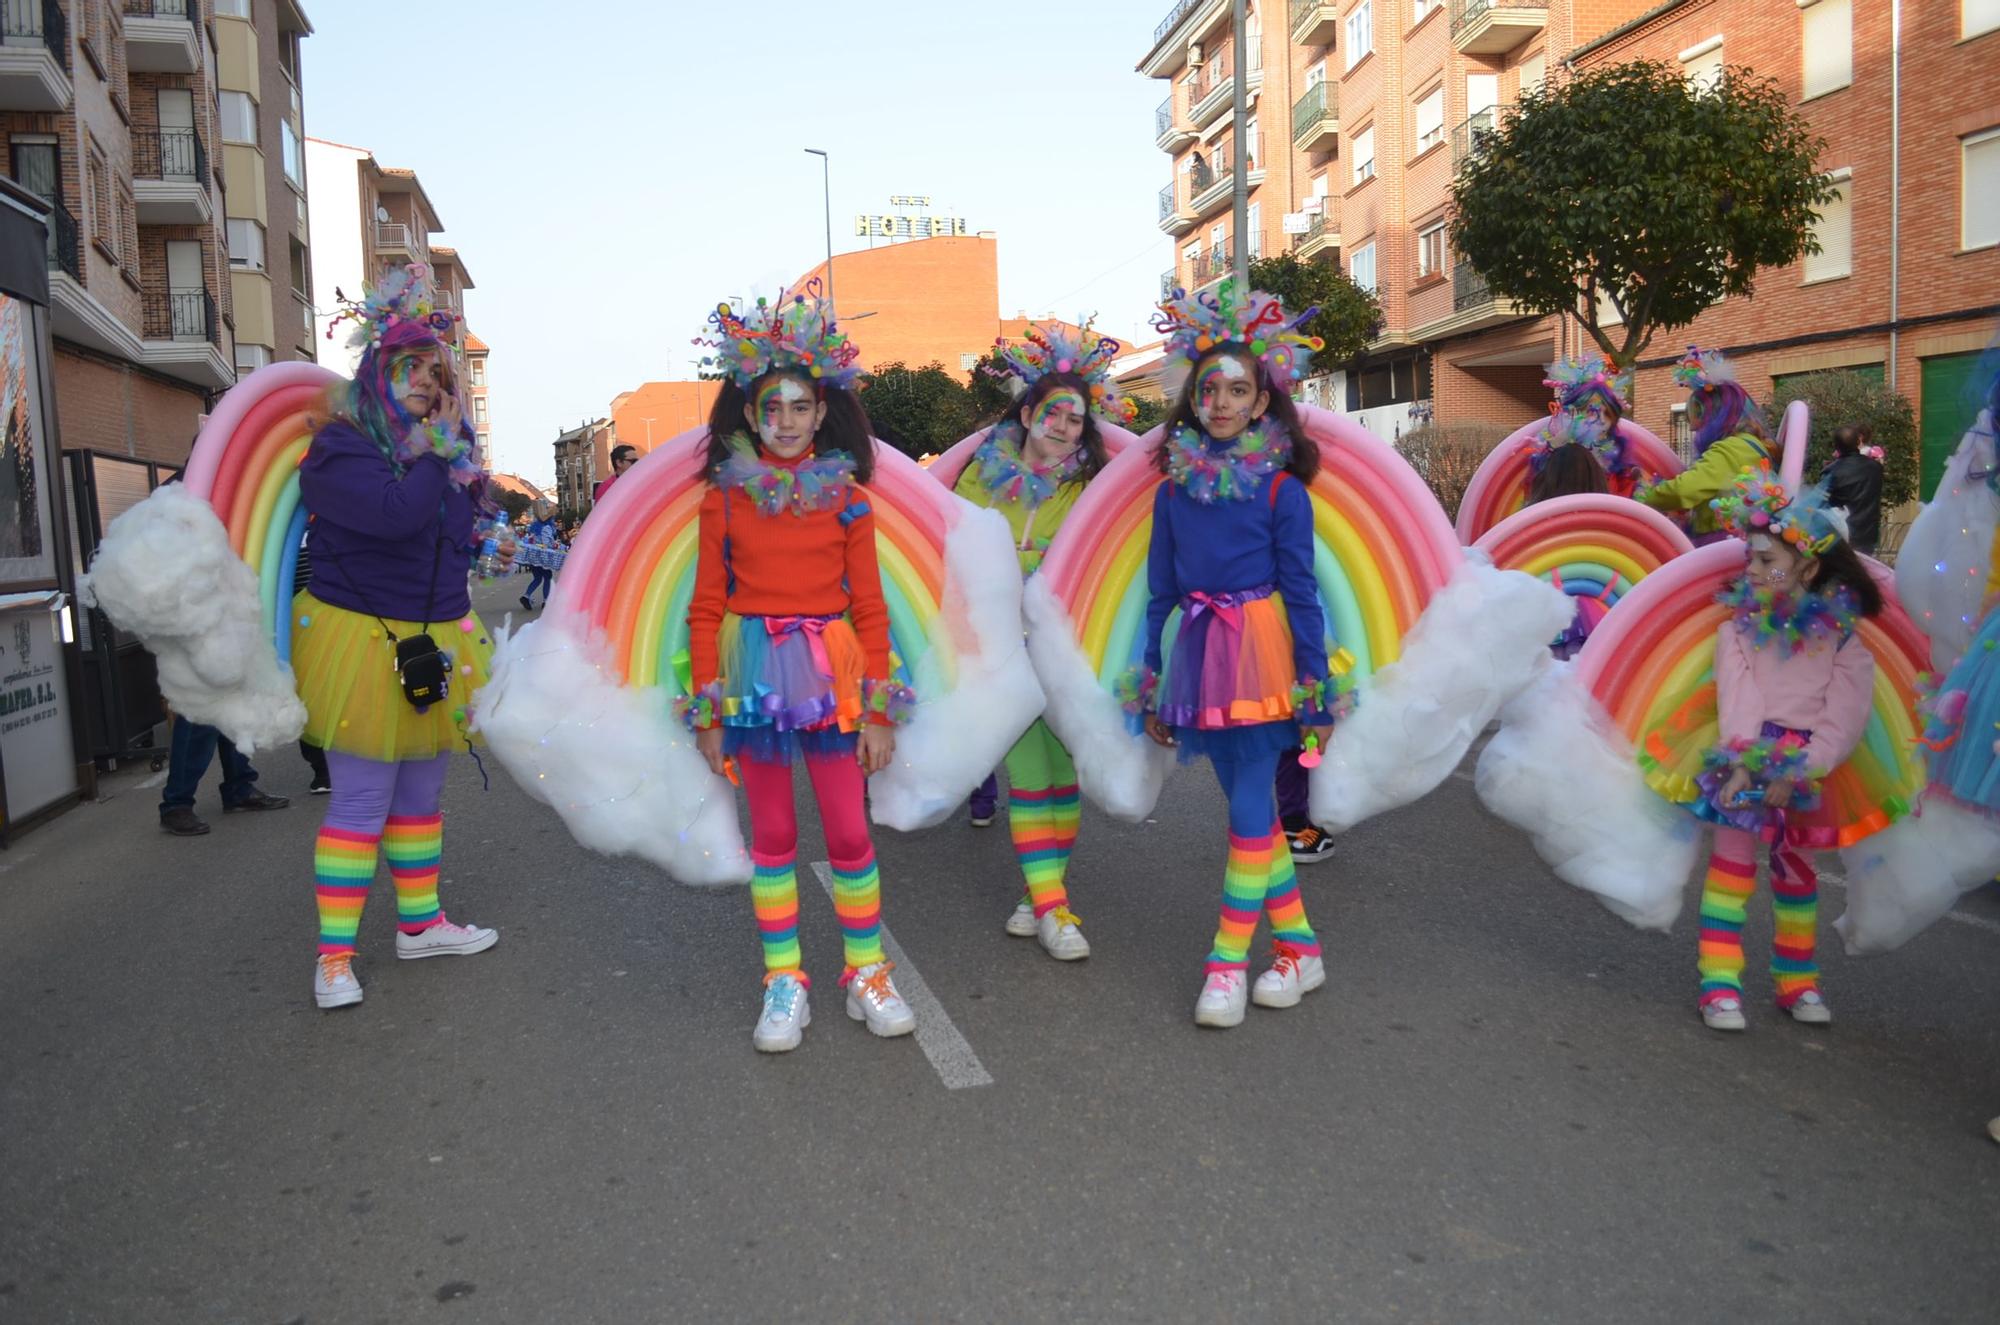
left=299, top=422, right=449, bottom=541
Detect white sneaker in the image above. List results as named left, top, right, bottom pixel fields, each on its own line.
left=1194, top=970, right=1248, bottom=1028
left=1252, top=947, right=1325, bottom=1008
left=1786, top=990, right=1832, bottom=1025
left=1701, top=996, right=1747, bottom=1032
left=395, top=914, right=498, bottom=960
left=314, top=952, right=363, bottom=1010
left=844, top=961, right=916, bottom=1038
left=1005, top=901, right=1037, bottom=937
left=753, top=974, right=811, bottom=1053
left=1036, top=906, right=1090, bottom=961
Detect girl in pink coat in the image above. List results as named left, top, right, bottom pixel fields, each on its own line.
left=1673, top=465, right=1883, bottom=1033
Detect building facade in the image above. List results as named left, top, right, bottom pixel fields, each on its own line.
left=304, top=136, right=460, bottom=370
left=463, top=328, right=488, bottom=457
left=215, top=0, right=312, bottom=377
left=3, top=0, right=242, bottom=466
left=609, top=380, right=719, bottom=456
left=552, top=417, right=613, bottom=517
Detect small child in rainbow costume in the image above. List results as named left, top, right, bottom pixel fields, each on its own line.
left=683, top=285, right=919, bottom=1053
left=1526, top=353, right=1635, bottom=504
left=953, top=323, right=1134, bottom=961
left=295, top=264, right=500, bottom=1010
left=1126, top=280, right=1354, bottom=1029
left=1645, top=464, right=1883, bottom=1032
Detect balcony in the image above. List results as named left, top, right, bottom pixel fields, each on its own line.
left=1291, top=82, right=1339, bottom=153
left=1292, top=212, right=1338, bottom=262
left=141, top=285, right=233, bottom=388
left=132, top=128, right=210, bottom=224
left=1158, top=181, right=1196, bottom=236
left=0, top=0, right=72, bottom=111
left=375, top=221, right=417, bottom=257
left=122, top=0, right=199, bottom=74
left=1288, top=0, right=1339, bottom=47
left=1155, top=95, right=1193, bottom=153
left=1449, top=0, right=1547, bottom=56
left=43, top=197, right=77, bottom=279
left=1160, top=269, right=1178, bottom=300
left=1140, top=0, right=1228, bottom=78
left=1189, top=246, right=1230, bottom=290
left=1188, top=42, right=1260, bottom=131
left=1451, top=107, right=1506, bottom=167
left=1189, top=144, right=1261, bottom=219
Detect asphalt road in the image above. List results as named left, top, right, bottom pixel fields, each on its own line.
left=2, top=577, right=1996, bottom=1324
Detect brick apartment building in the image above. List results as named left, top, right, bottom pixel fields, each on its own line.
left=2, top=0, right=256, bottom=468
left=464, top=327, right=489, bottom=457
left=216, top=0, right=312, bottom=377
left=551, top=417, right=612, bottom=517
left=305, top=137, right=473, bottom=371
left=1141, top=0, right=1999, bottom=465
left=1574, top=0, right=2000, bottom=496
left=609, top=380, right=719, bottom=457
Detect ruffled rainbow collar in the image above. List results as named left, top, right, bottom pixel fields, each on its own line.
left=715, top=434, right=855, bottom=517
left=1164, top=421, right=1290, bottom=503
left=1718, top=579, right=1859, bottom=655
left=970, top=421, right=1082, bottom=511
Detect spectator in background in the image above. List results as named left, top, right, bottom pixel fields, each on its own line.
left=1821, top=423, right=1884, bottom=556
left=593, top=444, right=639, bottom=504
left=159, top=716, right=290, bottom=836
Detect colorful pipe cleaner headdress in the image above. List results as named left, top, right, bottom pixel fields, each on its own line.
left=1675, top=344, right=1764, bottom=453
left=325, top=262, right=460, bottom=353
left=1546, top=353, right=1631, bottom=414
left=983, top=321, right=1138, bottom=425
left=1672, top=345, right=1739, bottom=394
left=694, top=280, right=863, bottom=391
left=1709, top=462, right=1847, bottom=556
left=1532, top=353, right=1633, bottom=471
left=1153, top=278, right=1323, bottom=391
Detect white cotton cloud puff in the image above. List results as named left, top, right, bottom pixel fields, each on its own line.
left=1312, top=556, right=1573, bottom=833
left=1473, top=661, right=1698, bottom=931
left=79, top=484, right=306, bottom=755
left=1834, top=797, right=2000, bottom=954
left=1022, top=573, right=1173, bottom=822
left=476, top=616, right=749, bottom=886
left=869, top=504, right=1046, bottom=831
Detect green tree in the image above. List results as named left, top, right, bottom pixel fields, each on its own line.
left=1449, top=61, right=1837, bottom=371
left=1768, top=371, right=1920, bottom=509
left=495, top=489, right=533, bottom=523
left=965, top=349, right=1016, bottom=426
left=1127, top=394, right=1169, bottom=433
left=857, top=361, right=977, bottom=459
left=1247, top=252, right=1382, bottom=365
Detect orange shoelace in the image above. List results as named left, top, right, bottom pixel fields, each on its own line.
left=1268, top=942, right=1305, bottom=977
left=843, top=961, right=898, bottom=1002
left=321, top=952, right=355, bottom=981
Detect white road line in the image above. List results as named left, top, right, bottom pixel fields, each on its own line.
left=810, top=861, right=993, bottom=1091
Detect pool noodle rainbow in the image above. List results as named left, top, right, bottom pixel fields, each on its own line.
left=1472, top=493, right=1693, bottom=616
left=1455, top=417, right=1682, bottom=544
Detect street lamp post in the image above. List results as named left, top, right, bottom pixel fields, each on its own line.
left=1230, top=0, right=1249, bottom=284
left=804, top=148, right=834, bottom=311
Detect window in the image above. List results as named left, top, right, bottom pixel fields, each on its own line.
left=471, top=359, right=486, bottom=387
left=227, top=218, right=266, bottom=270
left=87, top=139, right=110, bottom=251
left=290, top=238, right=311, bottom=299
left=219, top=91, right=257, bottom=145
left=282, top=120, right=303, bottom=188
left=1345, top=2, right=1373, bottom=71
left=1247, top=201, right=1262, bottom=259
left=1416, top=222, right=1445, bottom=279
left=1801, top=0, right=1852, bottom=99
left=1967, top=0, right=2000, bottom=39
left=1594, top=285, right=1624, bottom=327
left=1351, top=241, right=1377, bottom=293
left=235, top=343, right=271, bottom=374
left=1415, top=0, right=1438, bottom=21
left=115, top=183, right=133, bottom=266
left=215, top=0, right=251, bottom=15
left=1681, top=37, right=1724, bottom=94
left=1352, top=126, right=1375, bottom=185
left=1519, top=52, right=1547, bottom=97
left=1965, top=127, right=2000, bottom=250
left=1245, top=115, right=1260, bottom=168
left=474, top=397, right=489, bottom=424
left=1415, top=88, right=1445, bottom=153
left=1804, top=170, right=1852, bottom=282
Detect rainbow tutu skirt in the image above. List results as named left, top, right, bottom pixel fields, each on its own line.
left=714, top=611, right=865, bottom=763
left=1157, top=586, right=1302, bottom=762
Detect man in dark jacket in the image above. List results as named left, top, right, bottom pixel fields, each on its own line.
left=1821, top=423, right=1883, bottom=555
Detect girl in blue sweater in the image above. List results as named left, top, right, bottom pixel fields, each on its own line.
left=1129, top=281, right=1353, bottom=1028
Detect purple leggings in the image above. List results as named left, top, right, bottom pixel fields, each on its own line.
left=321, top=751, right=451, bottom=836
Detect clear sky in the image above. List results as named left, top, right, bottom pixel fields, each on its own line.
left=306, top=0, right=1177, bottom=486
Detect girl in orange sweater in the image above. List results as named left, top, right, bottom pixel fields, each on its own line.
left=683, top=288, right=916, bottom=1053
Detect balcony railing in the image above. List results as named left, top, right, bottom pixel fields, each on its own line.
left=1151, top=0, right=1206, bottom=48
left=132, top=127, right=205, bottom=181
left=1158, top=182, right=1176, bottom=221
left=1190, top=246, right=1228, bottom=287
left=1291, top=81, right=1338, bottom=145
left=375, top=221, right=415, bottom=253
left=1450, top=0, right=1547, bottom=28
left=1156, top=98, right=1173, bottom=139
left=1449, top=0, right=1547, bottom=54
left=122, top=1, right=191, bottom=17
left=1161, top=269, right=1178, bottom=300
left=1190, top=47, right=1232, bottom=103
left=1451, top=107, right=1505, bottom=165
left=144, top=286, right=217, bottom=343
left=2, top=0, right=71, bottom=71
left=1292, top=212, right=1333, bottom=253
left=1452, top=261, right=1494, bottom=312
left=1288, top=0, right=1339, bottom=46
left=44, top=198, right=77, bottom=279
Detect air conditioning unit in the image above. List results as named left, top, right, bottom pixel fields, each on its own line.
left=1187, top=42, right=1204, bottom=64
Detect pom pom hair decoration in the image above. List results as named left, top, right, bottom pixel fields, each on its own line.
left=1707, top=462, right=1847, bottom=556
left=1672, top=344, right=1740, bottom=392
left=1153, top=278, right=1324, bottom=391
left=1544, top=353, right=1631, bottom=413
left=984, top=320, right=1139, bottom=426
left=693, top=280, right=863, bottom=391
left=324, top=262, right=460, bottom=353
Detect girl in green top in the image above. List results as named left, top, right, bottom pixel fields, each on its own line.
left=1638, top=346, right=1779, bottom=543
left=953, top=325, right=1130, bottom=960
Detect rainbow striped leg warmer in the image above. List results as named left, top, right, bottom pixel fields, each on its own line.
left=1770, top=846, right=1820, bottom=1007
left=315, top=826, right=380, bottom=955
left=382, top=813, right=443, bottom=934
left=751, top=850, right=805, bottom=979
left=1004, top=721, right=1080, bottom=918
left=1697, top=833, right=1758, bottom=1007
left=1207, top=830, right=1273, bottom=972
left=830, top=850, right=886, bottom=971
left=1261, top=820, right=1320, bottom=957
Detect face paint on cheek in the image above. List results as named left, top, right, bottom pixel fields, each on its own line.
left=1193, top=356, right=1248, bottom=427
left=755, top=378, right=813, bottom=445
left=1028, top=391, right=1085, bottom=441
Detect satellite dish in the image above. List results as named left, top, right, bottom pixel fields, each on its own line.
left=375, top=206, right=390, bottom=223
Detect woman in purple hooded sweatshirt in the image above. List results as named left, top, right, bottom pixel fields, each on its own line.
left=292, top=266, right=499, bottom=1010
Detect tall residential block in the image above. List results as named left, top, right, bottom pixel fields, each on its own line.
left=214, top=0, right=312, bottom=376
